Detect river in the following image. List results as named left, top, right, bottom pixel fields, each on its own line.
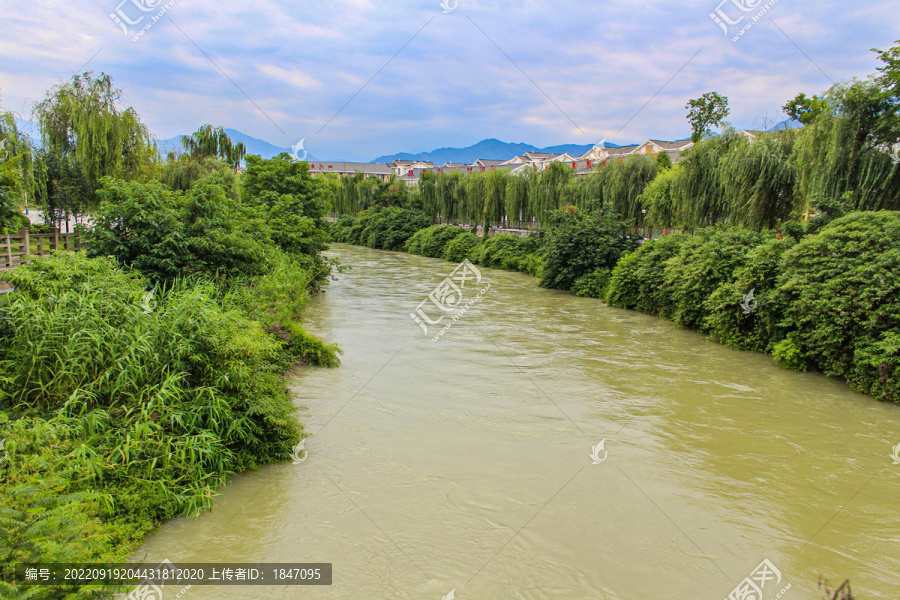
left=133, top=243, right=900, bottom=599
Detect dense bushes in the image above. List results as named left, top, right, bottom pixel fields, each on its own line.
left=443, top=232, right=480, bottom=263
left=405, top=224, right=469, bottom=257
left=605, top=214, right=900, bottom=403
left=774, top=211, right=900, bottom=400
left=0, top=253, right=326, bottom=597
left=540, top=211, right=639, bottom=291
left=85, top=175, right=272, bottom=282
left=331, top=208, right=432, bottom=251
left=470, top=233, right=541, bottom=271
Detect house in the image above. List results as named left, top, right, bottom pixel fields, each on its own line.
left=577, top=144, right=612, bottom=162
left=309, top=162, right=394, bottom=181
left=388, top=159, right=434, bottom=177
left=473, top=159, right=509, bottom=169
left=739, top=130, right=765, bottom=142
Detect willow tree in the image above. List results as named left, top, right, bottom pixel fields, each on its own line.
left=34, top=72, right=156, bottom=217
left=668, top=130, right=744, bottom=227
left=788, top=77, right=900, bottom=214
left=180, top=124, right=247, bottom=171
left=464, top=173, right=485, bottom=225
left=719, top=131, right=800, bottom=228
left=601, top=155, right=658, bottom=226
left=504, top=174, right=529, bottom=224
left=482, top=169, right=508, bottom=229
left=0, top=111, right=37, bottom=215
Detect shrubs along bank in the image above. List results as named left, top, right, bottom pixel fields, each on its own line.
left=0, top=157, right=338, bottom=598
left=331, top=207, right=900, bottom=404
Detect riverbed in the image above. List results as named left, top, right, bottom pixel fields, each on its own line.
left=133, top=243, right=900, bottom=599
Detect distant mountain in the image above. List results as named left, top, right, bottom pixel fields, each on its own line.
left=370, top=138, right=626, bottom=165
left=769, top=118, right=803, bottom=132
left=156, top=128, right=318, bottom=161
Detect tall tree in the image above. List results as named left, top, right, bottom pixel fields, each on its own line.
left=685, top=92, right=731, bottom=142
left=180, top=124, right=247, bottom=170
left=33, top=72, right=156, bottom=219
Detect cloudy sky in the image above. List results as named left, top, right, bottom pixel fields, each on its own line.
left=0, top=0, right=897, bottom=161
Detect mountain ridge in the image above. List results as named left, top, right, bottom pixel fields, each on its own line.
left=370, top=138, right=628, bottom=165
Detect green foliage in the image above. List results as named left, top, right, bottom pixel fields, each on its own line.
left=663, top=229, right=768, bottom=330
left=520, top=252, right=544, bottom=278
left=241, top=155, right=330, bottom=259
left=33, top=72, right=157, bottom=216
left=571, top=268, right=611, bottom=299
left=160, top=154, right=240, bottom=197
left=704, top=238, right=794, bottom=352
left=84, top=175, right=272, bottom=282
left=539, top=209, right=638, bottom=291
left=686, top=91, right=731, bottom=142
left=332, top=208, right=432, bottom=251
left=0, top=173, right=24, bottom=234
left=443, top=232, right=480, bottom=263
left=775, top=211, right=900, bottom=400
left=783, top=92, right=830, bottom=125
left=405, top=225, right=468, bottom=257
left=791, top=86, right=900, bottom=214
left=0, top=252, right=320, bottom=595
left=180, top=125, right=246, bottom=170
left=0, top=111, right=38, bottom=217
left=605, top=234, right=689, bottom=317
left=469, top=233, right=540, bottom=272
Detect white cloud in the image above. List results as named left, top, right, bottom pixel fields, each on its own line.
left=257, top=64, right=322, bottom=90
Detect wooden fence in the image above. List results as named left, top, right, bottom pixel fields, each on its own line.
left=0, top=227, right=81, bottom=270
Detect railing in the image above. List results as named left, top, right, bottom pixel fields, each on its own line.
left=1, top=228, right=81, bottom=270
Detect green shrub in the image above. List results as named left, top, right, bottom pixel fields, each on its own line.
left=571, top=268, right=611, bottom=298
left=605, top=234, right=689, bottom=316
left=540, top=210, right=638, bottom=291
left=363, top=208, right=432, bottom=251
left=84, top=175, right=273, bottom=282
left=775, top=211, right=900, bottom=401
left=242, top=154, right=330, bottom=257
left=443, top=232, right=479, bottom=263
left=704, top=238, right=794, bottom=352
left=663, top=228, right=767, bottom=331
left=520, top=252, right=544, bottom=278
left=470, top=234, right=539, bottom=271
left=405, top=225, right=468, bottom=257
left=0, top=252, right=315, bottom=595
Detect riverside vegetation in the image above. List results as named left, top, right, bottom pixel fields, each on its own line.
left=0, top=75, right=338, bottom=598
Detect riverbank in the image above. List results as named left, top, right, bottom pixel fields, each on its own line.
left=0, top=251, right=339, bottom=598
left=331, top=208, right=900, bottom=404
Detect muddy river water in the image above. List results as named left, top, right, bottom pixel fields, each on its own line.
left=134, top=243, right=900, bottom=599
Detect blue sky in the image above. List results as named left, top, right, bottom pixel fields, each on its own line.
left=0, top=0, right=897, bottom=161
